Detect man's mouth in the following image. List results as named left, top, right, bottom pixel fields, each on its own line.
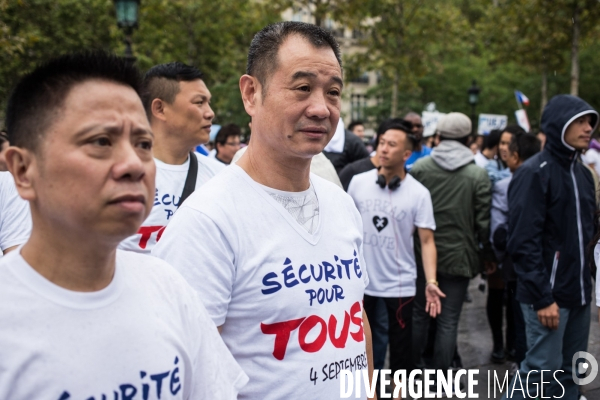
left=108, top=194, right=146, bottom=213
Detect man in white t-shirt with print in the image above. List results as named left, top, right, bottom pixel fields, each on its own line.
left=0, top=172, right=31, bottom=254
left=348, top=122, right=444, bottom=395
left=119, top=62, right=224, bottom=254
left=0, top=51, right=246, bottom=399
left=153, top=22, right=374, bottom=400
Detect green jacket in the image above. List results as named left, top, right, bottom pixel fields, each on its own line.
left=410, top=141, right=494, bottom=278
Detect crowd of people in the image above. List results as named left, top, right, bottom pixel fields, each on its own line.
left=0, top=20, right=598, bottom=400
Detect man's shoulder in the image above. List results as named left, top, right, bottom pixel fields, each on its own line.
left=116, top=250, right=196, bottom=295
left=410, top=155, right=435, bottom=172
left=181, top=165, right=241, bottom=210
left=350, top=168, right=376, bottom=184
left=514, top=152, right=547, bottom=179
left=347, top=168, right=377, bottom=196
left=464, top=161, right=491, bottom=178
left=403, top=173, right=430, bottom=195
left=313, top=172, right=352, bottom=201
left=195, top=152, right=226, bottom=175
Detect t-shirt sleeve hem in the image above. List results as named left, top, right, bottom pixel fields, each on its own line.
left=212, top=312, right=228, bottom=327
left=414, top=223, right=436, bottom=231
left=1, top=236, right=28, bottom=252
left=232, top=370, right=250, bottom=397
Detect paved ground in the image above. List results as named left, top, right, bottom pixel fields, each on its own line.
left=384, top=280, right=600, bottom=399
left=458, top=280, right=600, bottom=399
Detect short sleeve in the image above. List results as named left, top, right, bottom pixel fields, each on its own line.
left=414, top=187, right=436, bottom=231
left=187, top=290, right=249, bottom=399
left=152, top=206, right=236, bottom=326
left=0, top=174, right=31, bottom=251
left=348, top=199, right=369, bottom=288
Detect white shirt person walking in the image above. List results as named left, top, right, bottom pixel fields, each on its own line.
left=0, top=51, right=246, bottom=399
left=153, top=22, right=375, bottom=400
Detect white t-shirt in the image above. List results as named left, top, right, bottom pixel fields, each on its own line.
left=152, top=165, right=370, bottom=400
left=0, top=248, right=247, bottom=399
left=474, top=151, right=489, bottom=169
left=582, top=148, right=600, bottom=177
left=0, top=172, right=31, bottom=252
left=347, top=170, right=435, bottom=298
left=119, top=153, right=224, bottom=253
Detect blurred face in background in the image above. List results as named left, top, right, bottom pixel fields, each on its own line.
left=404, top=114, right=424, bottom=142
left=499, top=132, right=513, bottom=162
left=351, top=124, right=365, bottom=139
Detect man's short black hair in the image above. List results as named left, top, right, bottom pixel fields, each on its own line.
left=246, top=21, right=342, bottom=95
left=375, top=118, right=415, bottom=151
left=142, top=62, right=204, bottom=118
left=482, top=129, right=502, bottom=150
left=215, top=124, right=242, bottom=154
left=6, top=51, right=142, bottom=151
left=0, top=131, right=8, bottom=147
left=509, top=132, right=541, bottom=161
left=502, top=124, right=526, bottom=136
left=348, top=120, right=364, bottom=131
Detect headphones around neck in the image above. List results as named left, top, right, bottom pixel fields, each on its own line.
left=376, top=173, right=401, bottom=191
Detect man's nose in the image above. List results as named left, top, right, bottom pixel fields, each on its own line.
left=306, top=92, right=331, bottom=120
left=112, top=141, right=146, bottom=181
left=205, top=104, right=215, bottom=121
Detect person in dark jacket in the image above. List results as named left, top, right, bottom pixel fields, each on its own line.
left=504, top=95, right=598, bottom=399
left=323, top=120, right=370, bottom=173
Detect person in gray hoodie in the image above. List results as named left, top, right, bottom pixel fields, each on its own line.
left=411, top=112, right=495, bottom=394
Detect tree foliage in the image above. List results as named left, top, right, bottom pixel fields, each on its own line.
left=1, top=0, right=600, bottom=132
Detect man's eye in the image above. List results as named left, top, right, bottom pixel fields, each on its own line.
left=298, top=86, right=310, bottom=92
left=329, top=90, right=341, bottom=97
left=138, top=140, right=153, bottom=150
left=92, top=137, right=111, bottom=146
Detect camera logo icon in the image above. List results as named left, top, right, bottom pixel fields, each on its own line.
left=572, top=351, right=598, bottom=385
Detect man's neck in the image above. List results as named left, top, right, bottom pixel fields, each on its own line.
left=20, top=215, right=118, bottom=292
left=482, top=148, right=495, bottom=160
left=152, top=125, right=194, bottom=165
left=380, top=164, right=406, bottom=183
left=414, top=142, right=422, bottom=152
left=215, top=154, right=229, bottom=165
left=370, top=155, right=380, bottom=168
left=237, top=140, right=311, bottom=192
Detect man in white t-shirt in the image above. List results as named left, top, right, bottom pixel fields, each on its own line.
left=0, top=51, right=246, bottom=399
left=119, top=62, right=224, bottom=253
left=0, top=172, right=31, bottom=254
left=153, top=22, right=374, bottom=400
left=347, top=123, right=444, bottom=395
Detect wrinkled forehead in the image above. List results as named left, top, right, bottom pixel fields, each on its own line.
left=43, top=80, right=149, bottom=143
left=275, top=35, right=342, bottom=77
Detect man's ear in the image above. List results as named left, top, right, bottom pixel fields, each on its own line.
left=5, top=146, right=36, bottom=202
left=150, top=98, right=167, bottom=122
left=239, top=75, right=261, bottom=117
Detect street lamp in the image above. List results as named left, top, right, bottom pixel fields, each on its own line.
left=113, top=0, right=140, bottom=63
left=467, top=80, right=480, bottom=135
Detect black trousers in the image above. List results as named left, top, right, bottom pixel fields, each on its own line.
left=363, top=294, right=414, bottom=374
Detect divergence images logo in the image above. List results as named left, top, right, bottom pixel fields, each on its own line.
left=573, top=351, right=598, bottom=386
